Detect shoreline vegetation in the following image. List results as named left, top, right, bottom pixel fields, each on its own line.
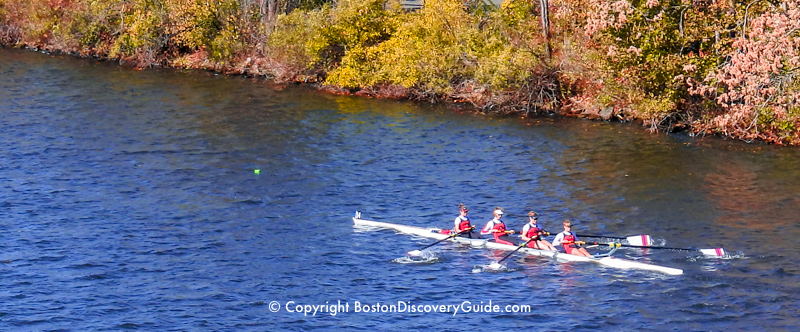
left=1, top=0, right=798, bottom=144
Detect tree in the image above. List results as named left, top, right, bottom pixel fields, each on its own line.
left=691, top=1, right=800, bottom=144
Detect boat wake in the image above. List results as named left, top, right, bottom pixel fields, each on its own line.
left=392, top=251, right=441, bottom=264
left=688, top=250, right=746, bottom=261
left=471, top=263, right=519, bottom=273
left=645, top=238, right=668, bottom=246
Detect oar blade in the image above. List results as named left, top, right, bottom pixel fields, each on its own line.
left=406, top=250, right=423, bottom=257
left=626, top=235, right=653, bottom=246
left=699, top=248, right=727, bottom=257
left=487, top=262, right=504, bottom=270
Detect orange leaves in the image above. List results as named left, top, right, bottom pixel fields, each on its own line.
left=692, top=0, right=800, bottom=143
left=700, top=1, right=800, bottom=122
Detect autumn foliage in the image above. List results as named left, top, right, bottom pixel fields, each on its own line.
left=691, top=1, right=800, bottom=144
left=1, top=0, right=799, bottom=144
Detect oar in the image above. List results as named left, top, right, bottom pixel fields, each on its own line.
left=487, top=239, right=534, bottom=269
left=577, top=234, right=654, bottom=246
left=407, top=227, right=474, bottom=256
left=586, top=241, right=727, bottom=257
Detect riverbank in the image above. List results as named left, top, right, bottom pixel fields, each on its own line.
left=2, top=0, right=798, bottom=144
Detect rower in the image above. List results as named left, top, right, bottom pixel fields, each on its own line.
left=453, top=203, right=481, bottom=239
left=552, top=220, right=592, bottom=257
left=480, top=207, right=518, bottom=245
left=520, top=211, right=556, bottom=251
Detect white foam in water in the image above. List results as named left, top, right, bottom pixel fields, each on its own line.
left=686, top=250, right=745, bottom=263
left=703, top=250, right=744, bottom=260
left=393, top=251, right=440, bottom=264
left=471, top=263, right=517, bottom=273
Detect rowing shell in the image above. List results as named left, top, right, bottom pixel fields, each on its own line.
left=353, top=216, right=684, bottom=276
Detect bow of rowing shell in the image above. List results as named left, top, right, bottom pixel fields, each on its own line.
left=353, top=217, right=684, bottom=276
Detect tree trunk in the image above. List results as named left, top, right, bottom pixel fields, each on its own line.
left=260, top=0, right=276, bottom=25
left=539, top=0, right=551, bottom=62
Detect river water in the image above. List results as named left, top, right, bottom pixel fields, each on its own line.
left=1, top=47, right=799, bottom=331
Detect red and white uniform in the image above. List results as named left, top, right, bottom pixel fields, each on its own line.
left=481, top=218, right=504, bottom=235
left=453, top=215, right=482, bottom=239
left=521, top=222, right=546, bottom=240
left=553, top=231, right=581, bottom=255
left=481, top=218, right=516, bottom=245
left=454, top=215, right=472, bottom=232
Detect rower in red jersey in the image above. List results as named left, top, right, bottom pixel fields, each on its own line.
left=480, top=207, right=518, bottom=245
left=520, top=211, right=556, bottom=251
left=552, top=220, right=592, bottom=257
left=453, top=203, right=481, bottom=239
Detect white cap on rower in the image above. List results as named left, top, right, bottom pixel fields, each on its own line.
left=494, top=209, right=504, bottom=215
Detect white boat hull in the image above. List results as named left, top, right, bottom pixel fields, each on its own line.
left=353, top=217, right=683, bottom=275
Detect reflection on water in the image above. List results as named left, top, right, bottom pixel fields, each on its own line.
left=704, top=154, right=800, bottom=231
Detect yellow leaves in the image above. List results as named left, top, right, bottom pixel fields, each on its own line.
left=162, top=0, right=242, bottom=60
left=317, top=0, right=545, bottom=92
left=268, top=7, right=328, bottom=71
left=109, top=1, right=164, bottom=58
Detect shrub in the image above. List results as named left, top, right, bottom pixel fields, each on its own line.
left=307, top=0, right=400, bottom=70
left=326, top=0, right=546, bottom=96
left=166, top=0, right=243, bottom=61
left=110, top=1, right=165, bottom=60
left=266, top=6, right=329, bottom=80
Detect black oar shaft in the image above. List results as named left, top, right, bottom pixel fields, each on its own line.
left=579, top=234, right=628, bottom=240
left=644, top=245, right=700, bottom=252
left=419, top=237, right=451, bottom=250
left=415, top=228, right=472, bottom=251
left=497, top=239, right=533, bottom=263
left=589, top=242, right=697, bottom=252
